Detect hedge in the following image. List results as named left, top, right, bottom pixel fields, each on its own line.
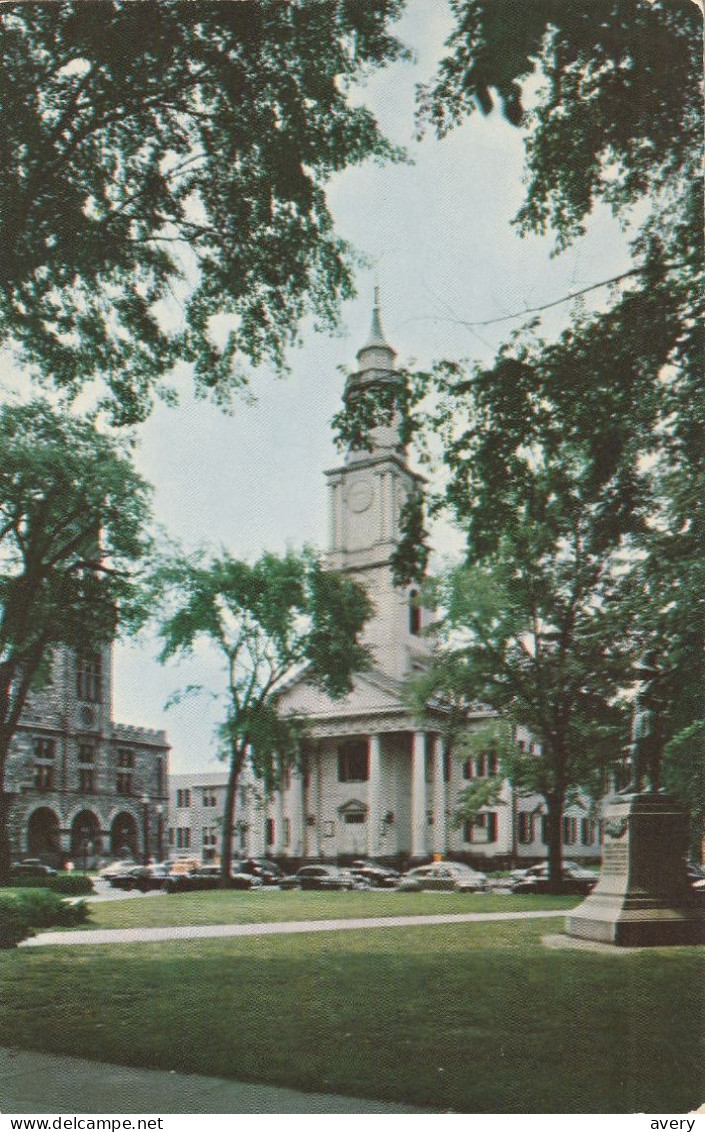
left=8, top=873, right=94, bottom=895
left=0, top=889, right=89, bottom=948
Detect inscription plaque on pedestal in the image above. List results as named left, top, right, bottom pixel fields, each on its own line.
left=567, top=793, right=704, bottom=947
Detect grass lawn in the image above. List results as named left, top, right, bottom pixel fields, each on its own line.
left=80, top=888, right=582, bottom=930
left=3, top=917, right=703, bottom=1113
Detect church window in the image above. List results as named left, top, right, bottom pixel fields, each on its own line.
left=78, top=742, right=95, bottom=764
left=518, top=813, right=534, bottom=844
left=265, top=818, right=274, bottom=847
left=409, top=590, right=422, bottom=636
left=462, top=759, right=473, bottom=780
left=581, top=818, right=596, bottom=846
left=117, top=748, right=135, bottom=769
left=563, top=816, right=577, bottom=845
left=283, top=818, right=291, bottom=846
left=203, top=790, right=217, bottom=808
left=463, top=812, right=497, bottom=844
left=176, top=789, right=191, bottom=808
left=337, top=740, right=368, bottom=782
left=76, top=654, right=102, bottom=702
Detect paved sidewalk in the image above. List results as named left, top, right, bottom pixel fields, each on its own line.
left=0, top=1047, right=433, bottom=1114
left=21, top=909, right=563, bottom=947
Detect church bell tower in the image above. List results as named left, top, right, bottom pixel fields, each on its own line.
left=326, top=293, right=427, bottom=680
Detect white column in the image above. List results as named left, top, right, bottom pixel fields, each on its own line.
left=432, top=735, right=448, bottom=856
left=289, top=768, right=305, bottom=858
left=310, top=750, right=322, bottom=858
left=367, top=734, right=382, bottom=858
left=273, top=788, right=285, bottom=856
left=411, top=731, right=427, bottom=859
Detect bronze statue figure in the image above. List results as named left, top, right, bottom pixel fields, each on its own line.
left=619, top=650, right=663, bottom=794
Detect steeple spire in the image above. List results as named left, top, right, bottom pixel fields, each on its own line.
left=363, top=285, right=388, bottom=350
left=356, top=287, right=396, bottom=368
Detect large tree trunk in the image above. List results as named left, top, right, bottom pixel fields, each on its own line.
left=220, top=743, right=244, bottom=888
left=545, top=793, right=565, bottom=893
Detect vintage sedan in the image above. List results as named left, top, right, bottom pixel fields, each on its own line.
left=164, top=863, right=263, bottom=893
left=279, top=865, right=368, bottom=891
left=511, top=861, right=597, bottom=895
left=10, top=859, right=58, bottom=878
left=108, top=863, right=171, bottom=892
left=349, top=859, right=400, bottom=888
left=397, top=861, right=488, bottom=893
left=241, top=858, right=285, bottom=886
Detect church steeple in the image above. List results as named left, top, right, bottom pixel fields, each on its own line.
left=325, top=293, right=428, bottom=678
left=351, top=288, right=397, bottom=384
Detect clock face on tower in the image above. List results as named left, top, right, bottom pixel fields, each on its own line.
left=347, top=478, right=374, bottom=513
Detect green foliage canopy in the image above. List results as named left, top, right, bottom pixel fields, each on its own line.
left=0, top=399, right=152, bottom=877
left=0, top=0, right=407, bottom=424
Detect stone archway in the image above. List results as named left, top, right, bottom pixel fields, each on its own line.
left=70, top=810, right=102, bottom=869
left=110, top=812, right=138, bottom=859
left=27, top=807, right=61, bottom=864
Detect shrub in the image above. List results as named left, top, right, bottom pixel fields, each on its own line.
left=0, top=899, right=35, bottom=948
left=9, top=873, right=93, bottom=895
left=0, top=890, right=90, bottom=946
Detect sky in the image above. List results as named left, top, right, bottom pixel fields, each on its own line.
left=108, top=0, right=635, bottom=774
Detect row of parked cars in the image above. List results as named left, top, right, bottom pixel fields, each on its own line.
left=48, top=854, right=704, bottom=897
left=99, top=857, right=492, bottom=894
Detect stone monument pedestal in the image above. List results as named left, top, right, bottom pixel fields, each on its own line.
left=567, top=793, right=704, bottom=947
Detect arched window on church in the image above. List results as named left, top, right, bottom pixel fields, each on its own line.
left=409, top=590, right=422, bottom=636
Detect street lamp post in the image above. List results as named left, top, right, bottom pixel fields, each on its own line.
left=141, top=794, right=150, bottom=865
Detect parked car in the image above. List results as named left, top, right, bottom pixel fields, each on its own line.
left=279, top=865, right=368, bottom=891
left=241, top=858, right=285, bottom=886
left=165, top=862, right=263, bottom=893
left=511, top=860, right=597, bottom=895
left=349, top=859, right=400, bottom=888
left=10, top=859, right=58, bottom=878
left=108, top=863, right=171, bottom=892
left=397, top=861, right=488, bottom=893
left=98, top=858, right=137, bottom=879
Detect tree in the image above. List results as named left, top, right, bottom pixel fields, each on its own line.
left=0, top=400, right=152, bottom=880
left=0, top=1, right=408, bottom=424
left=154, top=548, right=373, bottom=882
left=376, top=0, right=702, bottom=859
left=409, top=417, right=628, bottom=882
left=416, top=0, right=703, bottom=763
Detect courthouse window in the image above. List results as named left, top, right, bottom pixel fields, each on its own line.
left=76, top=654, right=102, bottom=702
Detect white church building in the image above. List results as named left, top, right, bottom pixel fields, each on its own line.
left=181, top=300, right=603, bottom=869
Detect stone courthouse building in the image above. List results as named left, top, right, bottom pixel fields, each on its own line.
left=6, top=645, right=169, bottom=868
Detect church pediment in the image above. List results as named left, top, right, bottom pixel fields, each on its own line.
left=274, top=668, right=408, bottom=720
